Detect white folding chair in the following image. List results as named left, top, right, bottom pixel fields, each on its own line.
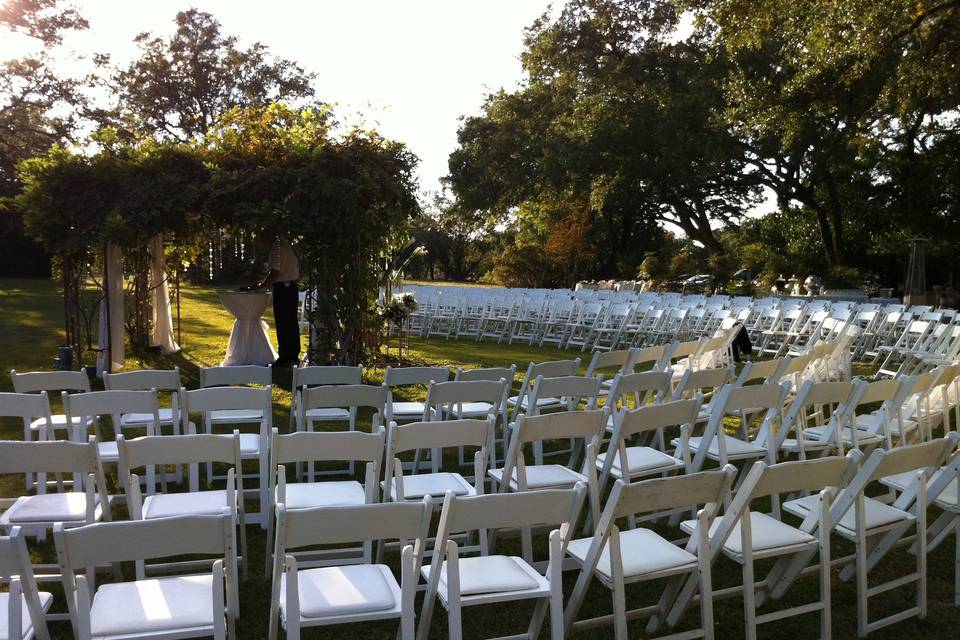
left=383, top=416, right=493, bottom=503
left=783, top=437, right=957, bottom=636
left=384, top=366, right=451, bottom=423
left=506, top=359, right=581, bottom=421
left=62, top=389, right=162, bottom=480
left=877, top=439, right=960, bottom=605
left=417, top=486, right=586, bottom=640
left=54, top=513, right=238, bottom=640
left=515, top=374, right=603, bottom=465
left=603, top=371, right=673, bottom=444
left=805, top=378, right=912, bottom=453
left=103, top=368, right=184, bottom=436
left=269, top=500, right=431, bottom=640
left=0, top=528, right=52, bottom=640
left=734, top=357, right=790, bottom=387
left=265, top=428, right=385, bottom=573
left=775, top=380, right=864, bottom=459
left=424, top=379, right=509, bottom=467
left=564, top=467, right=735, bottom=640
left=679, top=383, right=788, bottom=477
left=584, top=349, right=637, bottom=393
left=597, top=398, right=701, bottom=499
left=681, top=455, right=860, bottom=639
left=117, top=431, right=247, bottom=579
left=10, top=370, right=92, bottom=445
left=0, top=439, right=110, bottom=583
left=0, top=392, right=55, bottom=491
left=183, top=386, right=272, bottom=529
left=287, top=365, right=362, bottom=433
left=199, top=365, right=271, bottom=428
left=295, top=384, right=388, bottom=478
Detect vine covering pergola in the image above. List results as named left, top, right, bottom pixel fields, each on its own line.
left=15, top=105, right=421, bottom=371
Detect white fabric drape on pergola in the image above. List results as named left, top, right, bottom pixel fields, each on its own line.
left=96, top=234, right=180, bottom=376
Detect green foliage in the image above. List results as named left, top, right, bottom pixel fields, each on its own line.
left=112, top=8, right=316, bottom=141
left=15, top=103, right=420, bottom=365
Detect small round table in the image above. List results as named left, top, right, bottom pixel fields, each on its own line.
left=218, top=291, right=279, bottom=366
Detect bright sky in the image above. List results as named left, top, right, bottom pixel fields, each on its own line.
left=2, top=0, right=554, bottom=196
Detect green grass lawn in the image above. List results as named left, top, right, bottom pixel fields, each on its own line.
left=0, top=277, right=957, bottom=639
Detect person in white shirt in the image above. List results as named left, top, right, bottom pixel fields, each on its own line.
left=255, top=233, right=301, bottom=366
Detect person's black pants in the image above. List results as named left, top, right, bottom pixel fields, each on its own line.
left=272, top=281, right=300, bottom=364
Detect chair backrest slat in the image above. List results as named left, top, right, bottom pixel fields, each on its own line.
left=612, top=466, right=734, bottom=517
left=442, top=486, right=584, bottom=534
left=280, top=501, right=429, bottom=548
left=56, top=512, right=231, bottom=568
left=11, top=369, right=91, bottom=393
left=271, top=429, right=384, bottom=465
left=390, top=418, right=490, bottom=453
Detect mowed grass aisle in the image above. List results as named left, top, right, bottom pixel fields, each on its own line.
left=0, top=277, right=957, bottom=639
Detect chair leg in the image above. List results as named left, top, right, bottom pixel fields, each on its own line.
left=525, top=598, right=549, bottom=640
left=820, top=535, right=832, bottom=640
left=954, top=522, right=959, bottom=607
left=742, top=553, right=757, bottom=640
left=856, top=529, right=869, bottom=637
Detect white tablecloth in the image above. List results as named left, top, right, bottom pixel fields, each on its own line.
left=218, top=291, right=278, bottom=366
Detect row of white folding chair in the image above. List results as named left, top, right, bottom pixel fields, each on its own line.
left=570, top=434, right=960, bottom=639
left=266, top=483, right=586, bottom=640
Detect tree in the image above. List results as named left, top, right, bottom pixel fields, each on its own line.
left=688, top=0, right=960, bottom=267
left=0, top=0, right=91, bottom=276
left=448, top=0, right=760, bottom=282
left=413, top=192, right=491, bottom=282
left=0, top=0, right=89, bottom=196
left=113, top=8, right=316, bottom=141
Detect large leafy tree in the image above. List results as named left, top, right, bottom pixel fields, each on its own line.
left=449, top=0, right=760, bottom=283
left=0, top=0, right=92, bottom=276
left=0, top=0, right=89, bottom=196
left=113, top=8, right=316, bottom=140
left=689, top=0, right=960, bottom=267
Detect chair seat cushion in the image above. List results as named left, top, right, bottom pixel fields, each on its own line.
left=596, top=447, right=682, bottom=478
left=680, top=434, right=767, bottom=459
left=488, top=465, right=586, bottom=490
left=142, top=490, right=230, bottom=519
left=281, top=565, right=396, bottom=618
left=567, top=528, right=697, bottom=580
left=238, top=433, right=261, bottom=455
left=281, top=481, right=365, bottom=509
left=4, top=492, right=97, bottom=523
left=29, top=413, right=93, bottom=432
left=783, top=494, right=913, bottom=535
left=304, top=408, right=351, bottom=421
left=681, top=511, right=816, bottom=556
left=506, top=396, right=561, bottom=409
left=120, top=409, right=175, bottom=427
left=209, top=409, right=263, bottom=423
left=422, top=555, right=540, bottom=596
left=90, top=575, right=215, bottom=637
left=777, top=437, right=835, bottom=452
left=390, top=401, right=426, bottom=417
left=449, top=402, right=495, bottom=417
left=390, top=473, right=473, bottom=499
left=805, top=425, right=883, bottom=446
left=0, top=590, right=53, bottom=640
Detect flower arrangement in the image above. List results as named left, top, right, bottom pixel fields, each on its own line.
left=381, top=293, right=417, bottom=327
